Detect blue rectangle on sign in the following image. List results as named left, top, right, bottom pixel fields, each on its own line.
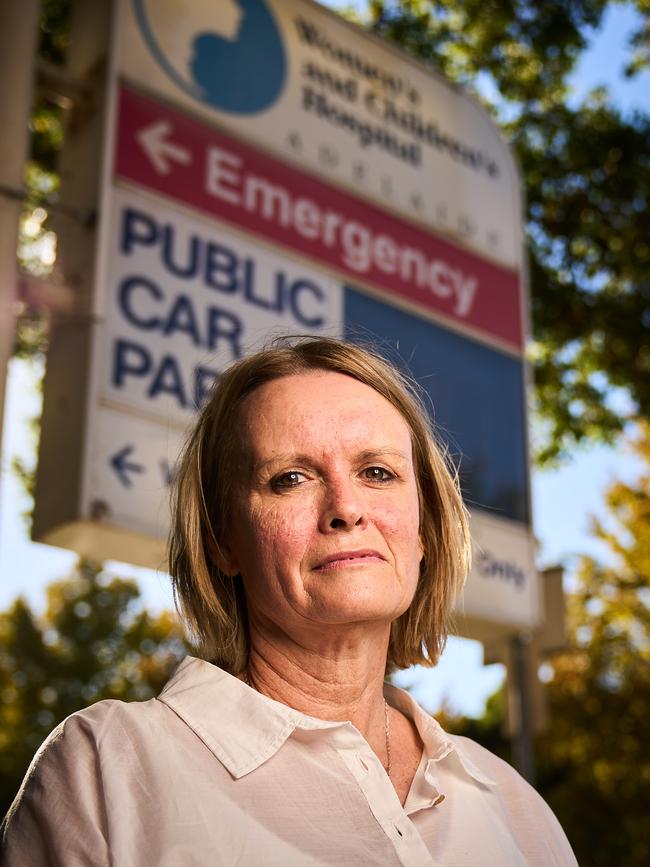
left=344, top=288, right=529, bottom=524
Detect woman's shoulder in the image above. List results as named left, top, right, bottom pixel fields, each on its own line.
left=27, top=661, right=205, bottom=781
left=15, top=693, right=165, bottom=792
left=24, top=656, right=217, bottom=778
left=445, top=733, right=578, bottom=865
left=1, top=680, right=186, bottom=856
left=446, top=733, right=528, bottom=785
left=58, top=691, right=162, bottom=732
left=52, top=693, right=156, bottom=739
left=447, top=732, right=547, bottom=804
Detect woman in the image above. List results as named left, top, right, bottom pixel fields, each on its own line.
left=2, top=337, right=577, bottom=865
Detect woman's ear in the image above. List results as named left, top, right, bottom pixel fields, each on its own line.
left=207, top=534, right=240, bottom=576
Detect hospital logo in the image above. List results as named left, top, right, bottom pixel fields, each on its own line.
left=132, top=0, right=287, bottom=115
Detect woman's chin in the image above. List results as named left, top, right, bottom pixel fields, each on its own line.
left=301, top=591, right=412, bottom=628
left=300, top=572, right=416, bottom=624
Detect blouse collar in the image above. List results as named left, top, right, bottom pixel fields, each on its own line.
left=158, top=656, right=496, bottom=788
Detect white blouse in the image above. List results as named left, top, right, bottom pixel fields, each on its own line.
left=1, top=656, right=577, bottom=866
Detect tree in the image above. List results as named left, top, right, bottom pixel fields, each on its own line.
left=344, top=0, right=650, bottom=463
left=0, top=560, right=188, bottom=817
left=441, top=427, right=650, bottom=865
left=436, top=686, right=510, bottom=763
left=533, top=427, right=650, bottom=866
left=12, top=0, right=70, bottom=360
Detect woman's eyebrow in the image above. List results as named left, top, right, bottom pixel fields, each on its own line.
left=357, top=448, right=410, bottom=464
left=252, top=454, right=314, bottom=477
left=254, top=449, right=409, bottom=473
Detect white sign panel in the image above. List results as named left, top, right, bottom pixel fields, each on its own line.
left=85, top=406, right=182, bottom=541
left=117, top=0, right=522, bottom=270
left=459, top=512, right=540, bottom=629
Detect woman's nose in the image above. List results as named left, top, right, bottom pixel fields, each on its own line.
left=318, top=478, right=368, bottom=532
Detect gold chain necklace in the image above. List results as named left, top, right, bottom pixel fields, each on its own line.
left=244, top=669, right=392, bottom=777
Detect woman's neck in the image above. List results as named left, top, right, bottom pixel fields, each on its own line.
left=245, top=621, right=391, bottom=751
left=244, top=619, right=426, bottom=806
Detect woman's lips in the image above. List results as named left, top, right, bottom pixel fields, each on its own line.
left=313, top=550, right=386, bottom=571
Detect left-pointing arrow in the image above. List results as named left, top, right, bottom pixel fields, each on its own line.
left=136, top=120, right=192, bottom=175
left=110, top=445, right=145, bottom=489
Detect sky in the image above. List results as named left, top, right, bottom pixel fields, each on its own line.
left=1, top=1, right=648, bottom=718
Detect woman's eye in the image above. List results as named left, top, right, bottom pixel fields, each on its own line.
left=272, top=471, right=306, bottom=490
left=362, top=466, right=394, bottom=483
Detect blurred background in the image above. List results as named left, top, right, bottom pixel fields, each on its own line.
left=1, top=1, right=649, bottom=864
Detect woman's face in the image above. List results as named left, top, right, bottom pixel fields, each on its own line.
left=224, top=371, right=423, bottom=639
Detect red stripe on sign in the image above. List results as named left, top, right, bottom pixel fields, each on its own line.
left=115, top=85, right=523, bottom=349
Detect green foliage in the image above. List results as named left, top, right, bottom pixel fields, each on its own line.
left=16, top=169, right=56, bottom=361
left=10, top=0, right=70, bottom=500
left=18, top=164, right=58, bottom=279
left=626, top=0, right=650, bottom=76
left=0, top=561, right=188, bottom=817
left=17, top=0, right=67, bottom=292
left=346, top=1, right=650, bottom=463
left=522, top=95, right=650, bottom=462
left=535, top=427, right=650, bottom=865
left=38, top=0, right=72, bottom=66
left=12, top=315, right=48, bottom=361
left=436, top=686, right=511, bottom=762
left=13, top=0, right=68, bottom=363
left=29, top=0, right=70, bottom=174
left=367, top=0, right=605, bottom=101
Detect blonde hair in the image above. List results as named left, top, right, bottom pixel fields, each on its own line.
left=168, top=337, right=470, bottom=674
